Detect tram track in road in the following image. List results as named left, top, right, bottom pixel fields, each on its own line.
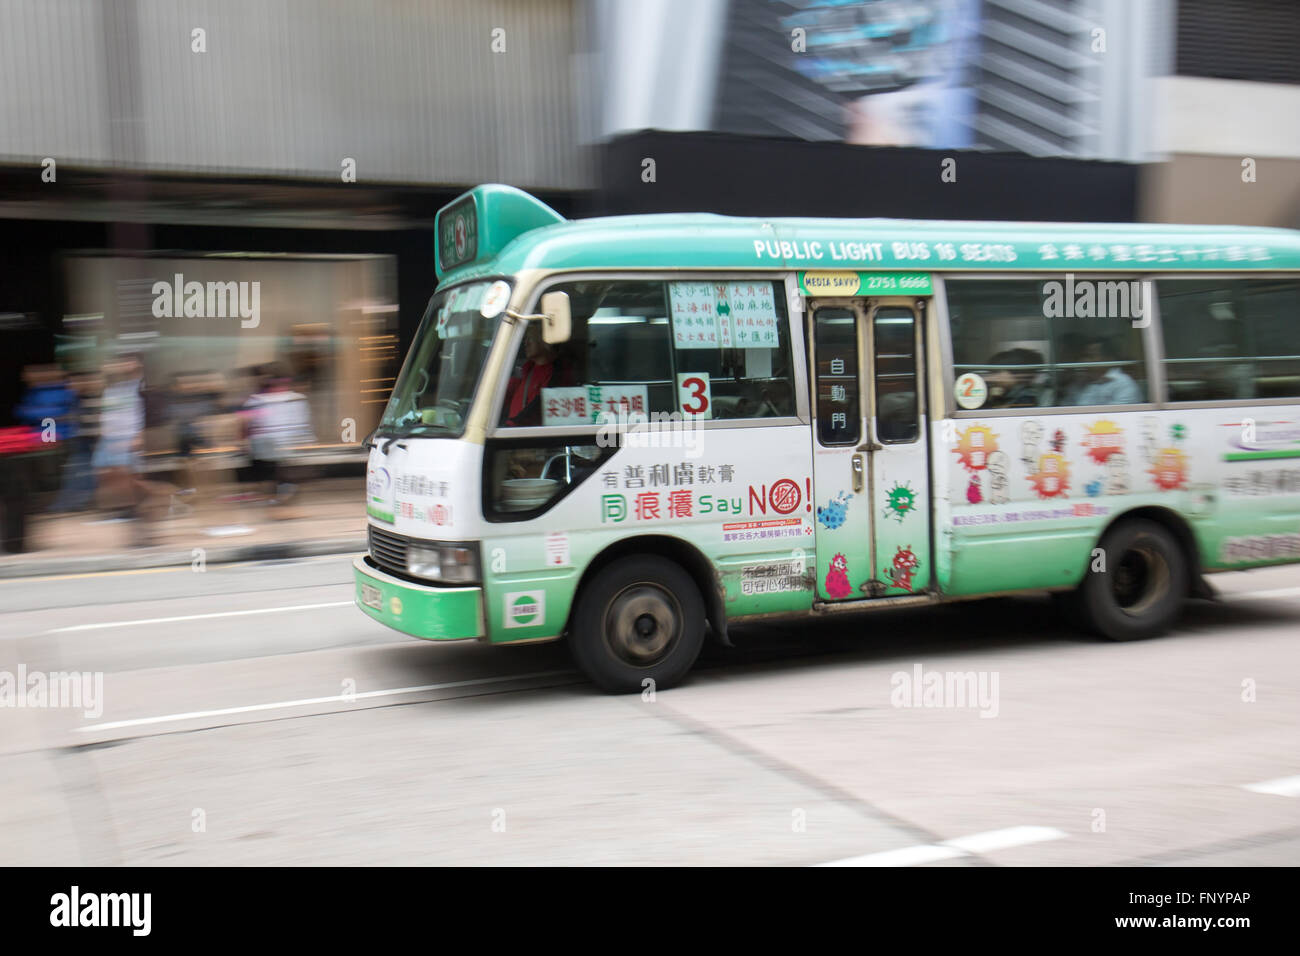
left=70, top=668, right=585, bottom=745
left=22, top=579, right=1300, bottom=750
left=0, top=578, right=354, bottom=617
left=0, top=555, right=357, bottom=617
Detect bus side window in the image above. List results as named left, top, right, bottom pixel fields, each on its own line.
left=874, top=307, right=918, bottom=442
left=814, top=308, right=860, bottom=445
left=666, top=280, right=796, bottom=421
left=946, top=279, right=1149, bottom=410
left=1158, top=279, right=1300, bottom=402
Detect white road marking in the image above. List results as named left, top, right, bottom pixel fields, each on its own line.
left=74, top=670, right=575, bottom=733
left=1221, top=586, right=1300, bottom=602
left=1242, top=775, right=1300, bottom=797
left=818, top=825, right=1068, bottom=867
left=943, top=825, right=1068, bottom=854
left=819, top=844, right=964, bottom=867
left=48, top=601, right=354, bottom=633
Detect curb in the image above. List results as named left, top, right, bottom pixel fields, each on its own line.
left=0, top=536, right=368, bottom=579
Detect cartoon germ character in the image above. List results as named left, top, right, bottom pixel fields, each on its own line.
left=883, top=482, right=917, bottom=523
left=824, top=552, right=853, bottom=598
left=966, top=474, right=983, bottom=504
left=883, top=545, right=920, bottom=593
left=817, top=491, right=853, bottom=530
left=1050, top=428, right=1067, bottom=453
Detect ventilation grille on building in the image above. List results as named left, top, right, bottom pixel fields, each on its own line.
left=971, top=0, right=1103, bottom=157
left=1176, top=0, right=1300, bottom=86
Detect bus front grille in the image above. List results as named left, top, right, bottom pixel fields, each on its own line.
left=368, top=526, right=408, bottom=576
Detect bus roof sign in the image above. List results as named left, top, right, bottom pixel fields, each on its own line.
left=434, top=184, right=566, bottom=279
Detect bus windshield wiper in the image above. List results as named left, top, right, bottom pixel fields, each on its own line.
left=370, top=421, right=454, bottom=453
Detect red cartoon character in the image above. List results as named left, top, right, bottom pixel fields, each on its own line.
left=824, top=552, right=853, bottom=598
left=1050, top=428, right=1067, bottom=453
left=883, top=545, right=920, bottom=593
left=966, top=474, right=983, bottom=504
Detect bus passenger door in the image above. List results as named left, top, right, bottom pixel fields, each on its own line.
left=809, top=301, right=872, bottom=600
left=809, top=298, right=931, bottom=601
left=864, top=301, right=931, bottom=596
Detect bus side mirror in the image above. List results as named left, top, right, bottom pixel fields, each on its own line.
left=540, top=291, right=571, bottom=344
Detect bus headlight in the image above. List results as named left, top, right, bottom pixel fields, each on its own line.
left=406, top=543, right=479, bottom=584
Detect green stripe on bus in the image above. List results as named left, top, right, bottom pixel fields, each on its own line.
left=1222, top=449, right=1300, bottom=461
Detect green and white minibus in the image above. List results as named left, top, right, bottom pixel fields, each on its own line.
left=355, top=184, right=1300, bottom=691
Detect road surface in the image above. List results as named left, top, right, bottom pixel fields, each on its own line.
left=2, top=554, right=1298, bottom=865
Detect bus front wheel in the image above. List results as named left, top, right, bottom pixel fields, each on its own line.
left=569, top=555, right=706, bottom=693
left=1078, top=519, right=1189, bottom=641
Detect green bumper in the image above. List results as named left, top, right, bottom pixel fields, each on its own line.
left=353, top=556, right=484, bottom=641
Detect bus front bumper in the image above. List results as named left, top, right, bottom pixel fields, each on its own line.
left=353, top=556, right=484, bottom=641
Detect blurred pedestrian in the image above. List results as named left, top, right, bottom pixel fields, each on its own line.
left=92, top=355, right=172, bottom=545
left=14, top=364, right=77, bottom=436
left=240, top=364, right=314, bottom=505
left=62, top=370, right=104, bottom=511
left=169, top=371, right=219, bottom=502
left=49, top=371, right=100, bottom=511
left=14, top=364, right=75, bottom=504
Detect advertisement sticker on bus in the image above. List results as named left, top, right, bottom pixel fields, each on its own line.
left=798, top=271, right=933, bottom=295
left=504, top=591, right=545, bottom=628
left=480, top=280, right=511, bottom=318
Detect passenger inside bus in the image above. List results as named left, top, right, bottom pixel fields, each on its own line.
left=984, top=348, right=1045, bottom=408
left=1063, top=336, right=1144, bottom=406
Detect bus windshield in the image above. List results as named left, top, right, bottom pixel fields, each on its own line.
left=377, top=281, right=504, bottom=438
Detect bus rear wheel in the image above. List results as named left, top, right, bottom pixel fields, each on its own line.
left=569, top=555, right=706, bottom=693
left=1078, top=519, right=1188, bottom=641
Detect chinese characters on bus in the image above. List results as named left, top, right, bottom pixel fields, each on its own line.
left=540, top=385, right=649, bottom=426
left=668, top=282, right=779, bottom=349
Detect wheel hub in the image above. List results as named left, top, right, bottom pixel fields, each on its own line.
left=606, top=585, right=680, bottom=665
left=1112, top=544, right=1168, bottom=615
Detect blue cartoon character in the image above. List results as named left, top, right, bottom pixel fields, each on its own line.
left=817, top=491, right=853, bottom=530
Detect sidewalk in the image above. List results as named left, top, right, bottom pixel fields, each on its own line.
left=0, top=477, right=367, bottom=578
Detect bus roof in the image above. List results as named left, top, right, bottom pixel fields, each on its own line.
left=435, top=186, right=1300, bottom=287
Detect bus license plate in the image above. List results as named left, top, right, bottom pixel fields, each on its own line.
left=361, top=583, right=382, bottom=610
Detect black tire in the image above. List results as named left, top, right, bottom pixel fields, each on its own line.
left=1077, top=519, right=1189, bottom=641
left=569, top=555, right=706, bottom=693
